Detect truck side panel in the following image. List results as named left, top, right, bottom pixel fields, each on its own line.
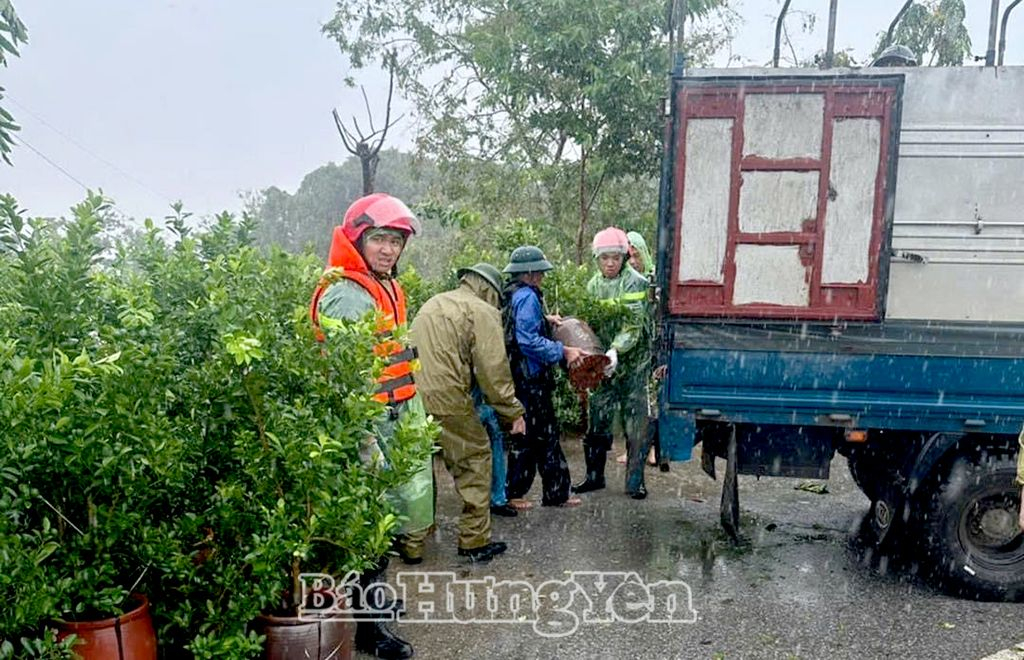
left=887, top=67, right=1024, bottom=322
left=668, top=346, right=1024, bottom=432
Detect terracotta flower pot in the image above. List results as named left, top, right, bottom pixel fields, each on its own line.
left=55, top=594, right=157, bottom=660
left=552, top=317, right=610, bottom=391
left=254, top=611, right=355, bottom=660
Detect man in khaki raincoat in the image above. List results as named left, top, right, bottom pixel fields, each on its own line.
left=410, top=263, right=526, bottom=562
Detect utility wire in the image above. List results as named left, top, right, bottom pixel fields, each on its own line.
left=7, top=94, right=174, bottom=205
left=13, top=135, right=92, bottom=192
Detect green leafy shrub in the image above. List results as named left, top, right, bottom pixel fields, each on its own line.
left=0, top=194, right=436, bottom=658
left=397, top=265, right=441, bottom=318
left=0, top=194, right=189, bottom=657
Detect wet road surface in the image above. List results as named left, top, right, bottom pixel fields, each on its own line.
left=368, top=438, right=1024, bottom=660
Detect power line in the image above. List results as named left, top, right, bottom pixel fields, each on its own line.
left=13, top=135, right=92, bottom=192
left=6, top=94, right=174, bottom=205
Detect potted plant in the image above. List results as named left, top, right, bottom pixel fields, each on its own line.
left=0, top=194, right=187, bottom=659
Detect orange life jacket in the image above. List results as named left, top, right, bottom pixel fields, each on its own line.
left=310, top=226, right=418, bottom=405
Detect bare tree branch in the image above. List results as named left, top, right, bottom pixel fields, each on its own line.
left=369, top=54, right=397, bottom=158
left=352, top=116, right=368, bottom=140
left=361, top=86, right=376, bottom=134
left=338, top=120, right=364, bottom=149
left=586, top=169, right=607, bottom=214
left=783, top=17, right=799, bottom=66
left=331, top=51, right=402, bottom=194
left=575, top=144, right=589, bottom=264
left=332, top=108, right=357, bottom=155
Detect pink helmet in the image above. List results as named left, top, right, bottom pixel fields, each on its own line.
left=591, top=227, right=630, bottom=256
left=340, top=193, right=421, bottom=244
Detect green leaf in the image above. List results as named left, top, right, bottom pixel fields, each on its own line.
left=94, top=351, right=121, bottom=365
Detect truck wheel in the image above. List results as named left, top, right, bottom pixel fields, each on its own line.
left=921, top=449, right=1024, bottom=601
left=847, top=443, right=903, bottom=502
left=847, top=452, right=884, bottom=501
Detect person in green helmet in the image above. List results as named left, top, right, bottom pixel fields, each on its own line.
left=573, top=227, right=652, bottom=500
left=409, top=263, right=526, bottom=563
left=502, top=246, right=585, bottom=509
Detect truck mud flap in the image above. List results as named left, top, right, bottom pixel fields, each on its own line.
left=658, top=408, right=695, bottom=462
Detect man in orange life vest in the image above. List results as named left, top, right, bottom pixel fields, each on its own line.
left=309, top=193, right=433, bottom=660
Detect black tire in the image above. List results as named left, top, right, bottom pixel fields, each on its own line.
left=847, top=452, right=884, bottom=502
left=847, top=443, right=904, bottom=503
left=921, top=449, right=1024, bottom=601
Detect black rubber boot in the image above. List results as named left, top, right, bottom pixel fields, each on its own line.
left=490, top=503, right=518, bottom=517
left=572, top=445, right=607, bottom=494
left=355, top=621, right=414, bottom=659
left=358, top=564, right=405, bottom=617
left=457, top=541, right=508, bottom=562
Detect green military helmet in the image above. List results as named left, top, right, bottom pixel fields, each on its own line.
left=503, top=245, right=554, bottom=274
left=456, top=262, right=504, bottom=295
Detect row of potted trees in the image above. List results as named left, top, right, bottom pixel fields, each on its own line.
left=0, top=194, right=434, bottom=658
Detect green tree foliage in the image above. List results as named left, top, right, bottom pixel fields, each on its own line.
left=872, top=0, right=971, bottom=66
left=0, top=0, right=28, bottom=165
left=324, top=0, right=728, bottom=261
left=324, top=0, right=723, bottom=173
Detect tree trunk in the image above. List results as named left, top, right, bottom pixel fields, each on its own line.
left=574, top=146, right=589, bottom=265
left=360, top=151, right=378, bottom=194
left=772, top=0, right=793, bottom=67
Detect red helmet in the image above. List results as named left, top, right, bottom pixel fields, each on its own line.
left=591, top=227, right=630, bottom=256
left=341, top=193, right=421, bottom=243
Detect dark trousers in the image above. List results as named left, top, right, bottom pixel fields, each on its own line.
left=506, top=374, right=572, bottom=506
left=354, top=559, right=393, bottom=617
left=584, top=364, right=650, bottom=493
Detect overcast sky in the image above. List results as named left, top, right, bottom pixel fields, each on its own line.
left=3, top=1, right=1021, bottom=221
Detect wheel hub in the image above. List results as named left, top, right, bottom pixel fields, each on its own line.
left=874, top=499, right=893, bottom=530
left=977, top=508, right=1018, bottom=546
left=966, top=498, right=1021, bottom=549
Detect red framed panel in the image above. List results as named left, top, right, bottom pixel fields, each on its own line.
left=668, top=81, right=898, bottom=320
left=740, top=157, right=822, bottom=171
left=808, top=89, right=837, bottom=309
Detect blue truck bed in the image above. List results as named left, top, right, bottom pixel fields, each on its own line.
left=658, top=321, right=1024, bottom=461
